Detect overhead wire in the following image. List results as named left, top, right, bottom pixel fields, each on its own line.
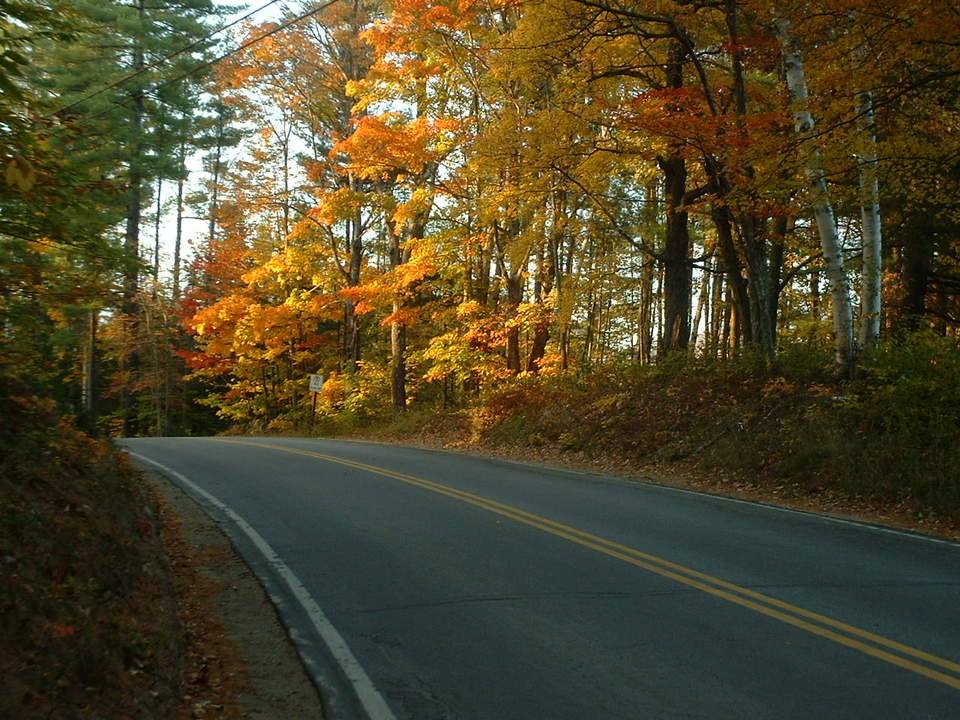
left=56, top=0, right=342, bottom=132
left=9, top=1, right=344, bottom=259
left=47, top=0, right=284, bottom=119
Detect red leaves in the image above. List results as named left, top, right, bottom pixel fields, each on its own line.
left=46, top=623, right=77, bottom=638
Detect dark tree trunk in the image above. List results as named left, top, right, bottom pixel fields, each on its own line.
left=390, top=308, right=407, bottom=412
left=900, top=234, right=933, bottom=330
left=121, top=0, right=146, bottom=436
left=659, top=154, right=691, bottom=355
left=658, top=43, right=692, bottom=356
left=712, top=207, right=753, bottom=345
left=173, top=140, right=186, bottom=302
left=505, top=273, right=523, bottom=373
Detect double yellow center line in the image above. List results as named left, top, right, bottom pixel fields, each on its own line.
left=218, top=438, right=960, bottom=691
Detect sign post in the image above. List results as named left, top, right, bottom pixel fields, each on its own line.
left=309, top=374, right=324, bottom=427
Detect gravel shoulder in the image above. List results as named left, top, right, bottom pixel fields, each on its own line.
left=142, top=469, right=325, bottom=719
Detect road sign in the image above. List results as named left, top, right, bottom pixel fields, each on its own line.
left=309, top=374, right=325, bottom=392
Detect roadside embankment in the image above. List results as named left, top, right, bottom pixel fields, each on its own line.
left=1, top=384, right=323, bottom=718
left=351, top=340, right=960, bottom=540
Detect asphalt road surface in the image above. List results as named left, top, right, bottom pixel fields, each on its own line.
left=122, top=436, right=960, bottom=720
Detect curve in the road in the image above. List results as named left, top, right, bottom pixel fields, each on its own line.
left=131, top=451, right=398, bottom=720
left=212, top=438, right=960, bottom=693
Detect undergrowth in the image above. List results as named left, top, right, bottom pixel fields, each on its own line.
left=0, top=374, right=181, bottom=718
left=355, top=332, right=960, bottom=526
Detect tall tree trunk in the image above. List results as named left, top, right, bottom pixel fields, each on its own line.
left=505, top=273, right=523, bottom=373
left=658, top=43, right=692, bottom=356
left=492, top=219, right=526, bottom=374
left=390, top=306, right=407, bottom=412
left=768, top=216, right=788, bottom=348
left=144, top=300, right=163, bottom=437
left=660, top=155, right=691, bottom=354
left=173, top=140, right=186, bottom=302
left=527, top=194, right=560, bottom=373
left=712, top=207, right=753, bottom=345
left=387, top=216, right=417, bottom=413
left=778, top=18, right=855, bottom=375
left=690, top=256, right=711, bottom=352
left=81, top=309, right=97, bottom=417
left=638, top=256, right=654, bottom=364
left=208, top=112, right=224, bottom=246
left=281, top=127, right=291, bottom=247
left=342, top=190, right=364, bottom=373
left=721, top=284, right=733, bottom=359
left=901, top=234, right=932, bottom=329
left=152, top=176, right=162, bottom=290
left=857, top=88, right=882, bottom=347
left=810, top=269, right=821, bottom=322
left=709, top=259, right=725, bottom=358
left=121, top=0, right=146, bottom=435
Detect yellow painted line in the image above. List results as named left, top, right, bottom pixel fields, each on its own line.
left=216, top=438, right=960, bottom=691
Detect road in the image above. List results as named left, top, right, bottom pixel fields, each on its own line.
left=122, top=436, right=960, bottom=720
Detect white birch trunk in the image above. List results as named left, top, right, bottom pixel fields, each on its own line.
left=857, top=88, right=882, bottom=347
left=777, top=18, right=856, bottom=374
left=689, top=256, right=711, bottom=352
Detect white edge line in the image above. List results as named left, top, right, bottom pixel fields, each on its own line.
left=641, top=481, right=960, bottom=548
left=128, top=451, right=397, bottom=720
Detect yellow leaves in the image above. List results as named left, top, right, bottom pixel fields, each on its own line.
left=505, top=231, right=535, bottom=271
left=46, top=307, right=68, bottom=328
left=396, top=253, right=436, bottom=287
left=310, top=188, right=370, bottom=225
left=554, top=286, right=576, bottom=325
left=241, top=263, right=273, bottom=287
left=418, top=328, right=506, bottom=383
left=4, top=155, right=36, bottom=191
left=510, top=301, right=554, bottom=330
left=453, top=300, right=480, bottom=320
left=392, top=187, right=434, bottom=226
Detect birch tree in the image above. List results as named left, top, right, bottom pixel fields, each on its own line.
left=776, top=17, right=855, bottom=375
left=856, top=84, right=881, bottom=348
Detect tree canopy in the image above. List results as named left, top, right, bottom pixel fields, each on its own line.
left=3, top=0, right=960, bottom=438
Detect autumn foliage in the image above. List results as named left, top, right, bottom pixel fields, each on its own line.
left=3, top=1, right=960, bottom=514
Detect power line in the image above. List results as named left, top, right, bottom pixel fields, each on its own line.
left=155, top=0, right=341, bottom=96
left=63, top=0, right=341, bottom=131
left=47, top=0, right=283, bottom=119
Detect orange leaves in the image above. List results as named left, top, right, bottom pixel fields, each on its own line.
left=382, top=307, right=421, bottom=327
left=333, top=113, right=458, bottom=182
left=368, top=0, right=474, bottom=43
left=604, top=83, right=789, bottom=180
left=340, top=251, right=438, bottom=318
left=187, top=294, right=253, bottom=338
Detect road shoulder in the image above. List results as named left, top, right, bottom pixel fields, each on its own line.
left=143, top=469, right=325, bottom=719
